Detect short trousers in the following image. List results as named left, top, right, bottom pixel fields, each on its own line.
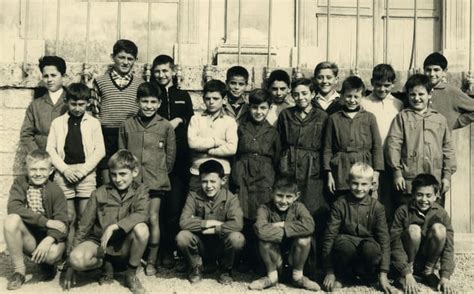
left=54, top=164, right=96, bottom=199
left=149, top=190, right=165, bottom=199
left=25, top=224, right=48, bottom=244
left=98, top=127, right=119, bottom=170
left=85, top=229, right=131, bottom=257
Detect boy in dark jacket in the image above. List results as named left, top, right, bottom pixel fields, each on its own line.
left=176, top=160, right=244, bottom=285
left=5, top=150, right=68, bottom=290
left=64, top=150, right=149, bottom=293
left=390, top=174, right=454, bottom=293
left=119, top=81, right=176, bottom=275
left=322, top=162, right=392, bottom=293
left=249, top=175, right=320, bottom=291
left=312, top=61, right=344, bottom=115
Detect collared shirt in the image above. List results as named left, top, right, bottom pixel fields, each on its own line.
left=266, top=95, right=295, bottom=126
left=361, top=93, right=403, bottom=147
left=26, top=185, right=45, bottom=215
left=188, top=110, right=238, bottom=175
left=110, top=70, right=133, bottom=88
left=222, top=94, right=249, bottom=122
left=316, top=91, right=340, bottom=111
left=49, top=89, right=64, bottom=106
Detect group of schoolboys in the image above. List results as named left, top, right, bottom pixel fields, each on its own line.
left=5, top=36, right=473, bottom=294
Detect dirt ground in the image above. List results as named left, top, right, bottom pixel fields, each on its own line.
left=0, top=253, right=473, bottom=293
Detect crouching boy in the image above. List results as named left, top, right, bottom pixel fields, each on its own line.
left=5, top=150, right=68, bottom=290
left=63, top=150, right=149, bottom=293
left=176, top=160, right=244, bottom=285
left=322, top=162, right=393, bottom=293
left=390, top=174, right=455, bottom=293
left=249, top=175, right=320, bottom=291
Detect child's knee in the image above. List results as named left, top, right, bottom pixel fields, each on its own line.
left=407, top=224, right=422, bottom=240
left=149, top=211, right=159, bottom=226
left=294, top=236, right=312, bottom=248
left=69, top=249, right=91, bottom=270
left=359, top=240, right=381, bottom=264
left=4, top=214, right=22, bottom=232
left=429, top=223, right=447, bottom=240
left=176, top=230, right=194, bottom=248
left=132, top=223, right=150, bottom=243
left=45, top=243, right=66, bottom=264
left=226, top=232, right=245, bottom=250
left=67, top=208, right=76, bottom=223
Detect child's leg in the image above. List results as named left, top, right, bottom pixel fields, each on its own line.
left=333, top=235, right=358, bottom=281
left=421, top=223, right=447, bottom=273
left=289, top=237, right=321, bottom=290
left=66, top=199, right=77, bottom=254
left=127, top=223, right=150, bottom=268
left=357, top=239, right=382, bottom=276
left=69, top=241, right=103, bottom=271
left=43, top=242, right=67, bottom=265
left=258, top=241, right=281, bottom=280
left=220, top=232, right=245, bottom=271
left=4, top=214, right=38, bottom=274
left=402, top=224, right=422, bottom=264
left=146, top=195, right=161, bottom=273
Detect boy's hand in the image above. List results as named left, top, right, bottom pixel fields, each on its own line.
left=205, top=220, right=223, bottom=228
left=323, top=273, right=336, bottom=291
left=169, top=118, right=183, bottom=129
left=46, top=219, right=68, bottom=234
left=378, top=272, right=395, bottom=293
left=31, top=236, right=55, bottom=263
left=441, top=178, right=450, bottom=194
left=202, top=227, right=216, bottom=235
left=327, top=172, right=336, bottom=194
left=63, top=266, right=76, bottom=291
left=404, top=273, right=419, bottom=294
left=101, top=224, right=119, bottom=249
left=394, top=176, right=406, bottom=192
left=438, top=277, right=454, bottom=294
left=64, top=168, right=80, bottom=183
left=373, top=171, right=380, bottom=191
left=73, top=169, right=85, bottom=180
left=272, top=221, right=285, bottom=228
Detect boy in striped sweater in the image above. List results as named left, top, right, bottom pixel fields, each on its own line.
left=89, top=39, right=145, bottom=185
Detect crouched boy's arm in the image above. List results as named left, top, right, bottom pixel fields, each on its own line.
left=283, top=203, right=315, bottom=238
left=179, top=193, right=205, bottom=232
left=116, top=185, right=150, bottom=233
left=373, top=203, right=391, bottom=273
left=390, top=206, right=412, bottom=277
left=321, top=201, right=344, bottom=273
left=254, top=204, right=284, bottom=243
left=439, top=211, right=455, bottom=279
left=46, top=184, right=69, bottom=242
left=73, top=192, right=99, bottom=248
left=216, top=194, right=243, bottom=236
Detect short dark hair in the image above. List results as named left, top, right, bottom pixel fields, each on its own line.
left=423, top=52, right=448, bottom=70
left=66, top=83, right=90, bottom=101
left=112, top=39, right=138, bottom=58
left=152, top=54, right=174, bottom=67
left=199, top=160, right=225, bottom=178
left=404, top=74, right=433, bottom=93
left=412, top=173, right=440, bottom=195
left=203, top=79, right=227, bottom=98
left=249, top=88, right=272, bottom=105
left=38, top=56, right=67, bottom=76
left=137, top=82, right=162, bottom=101
left=371, top=64, right=396, bottom=83
left=313, top=61, right=339, bottom=77
left=267, top=70, right=290, bottom=88
left=273, top=174, right=299, bottom=193
left=341, top=76, right=366, bottom=95
left=226, top=66, right=249, bottom=82
left=291, top=78, right=315, bottom=92
left=108, top=149, right=139, bottom=170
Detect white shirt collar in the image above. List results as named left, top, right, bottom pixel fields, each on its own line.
left=49, top=88, right=64, bottom=105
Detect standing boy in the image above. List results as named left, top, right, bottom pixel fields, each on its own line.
left=323, top=76, right=384, bottom=196
left=423, top=52, right=474, bottom=130
left=119, top=82, right=176, bottom=275
left=390, top=174, right=455, bottom=294
left=312, top=61, right=344, bottom=115
left=64, top=150, right=149, bottom=293
left=46, top=83, right=105, bottom=252
left=5, top=150, right=68, bottom=290
left=150, top=54, right=194, bottom=268
left=265, top=69, right=294, bottom=126
left=222, top=65, right=250, bottom=121
left=249, top=175, right=320, bottom=291
left=187, top=79, right=238, bottom=191
left=176, top=160, right=244, bottom=284
left=322, top=163, right=392, bottom=293
left=90, top=39, right=145, bottom=184
left=386, top=74, right=457, bottom=206
left=20, top=56, right=68, bottom=152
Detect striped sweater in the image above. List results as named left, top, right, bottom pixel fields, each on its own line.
left=94, top=72, right=144, bottom=128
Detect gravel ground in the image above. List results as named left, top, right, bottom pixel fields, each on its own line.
left=0, top=253, right=473, bottom=293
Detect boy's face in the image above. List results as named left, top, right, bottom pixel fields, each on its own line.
left=138, top=96, right=161, bottom=117
left=67, top=99, right=88, bottom=117
left=350, top=175, right=373, bottom=199
left=408, top=85, right=431, bottom=112
left=201, top=172, right=225, bottom=198
left=292, top=85, right=314, bottom=110
left=424, top=65, right=446, bottom=86
left=272, top=188, right=300, bottom=212
left=314, top=68, right=338, bottom=95
left=27, top=159, right=53, bottom=186
left=269, top=80, right=290, bottom=103
left=203, top=91, right=224, bottom=115
left=342, top=88, right=363, bottom=110
left=249, top=102, right=270, bottom=123
left=226, top=76, right=247, bottom=99
left=110, top=167, right=138, bottom=191
left=153, top=63, right=174, bottom=87
left=414, top=185, right=437, bottom=212
left=42, top=65, right=64, bottom=93
left=111, top=51, right=136, bottom=76
left=371, top=79, right=394, bottom=100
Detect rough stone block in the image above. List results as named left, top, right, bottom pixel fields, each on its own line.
left=0, top=109, right=27, bottom=131
left=0, top=130, right=20, bottom=153
left=0, top=152, right=25, bottom=176
left=1, top=89, right=34, bottom=109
